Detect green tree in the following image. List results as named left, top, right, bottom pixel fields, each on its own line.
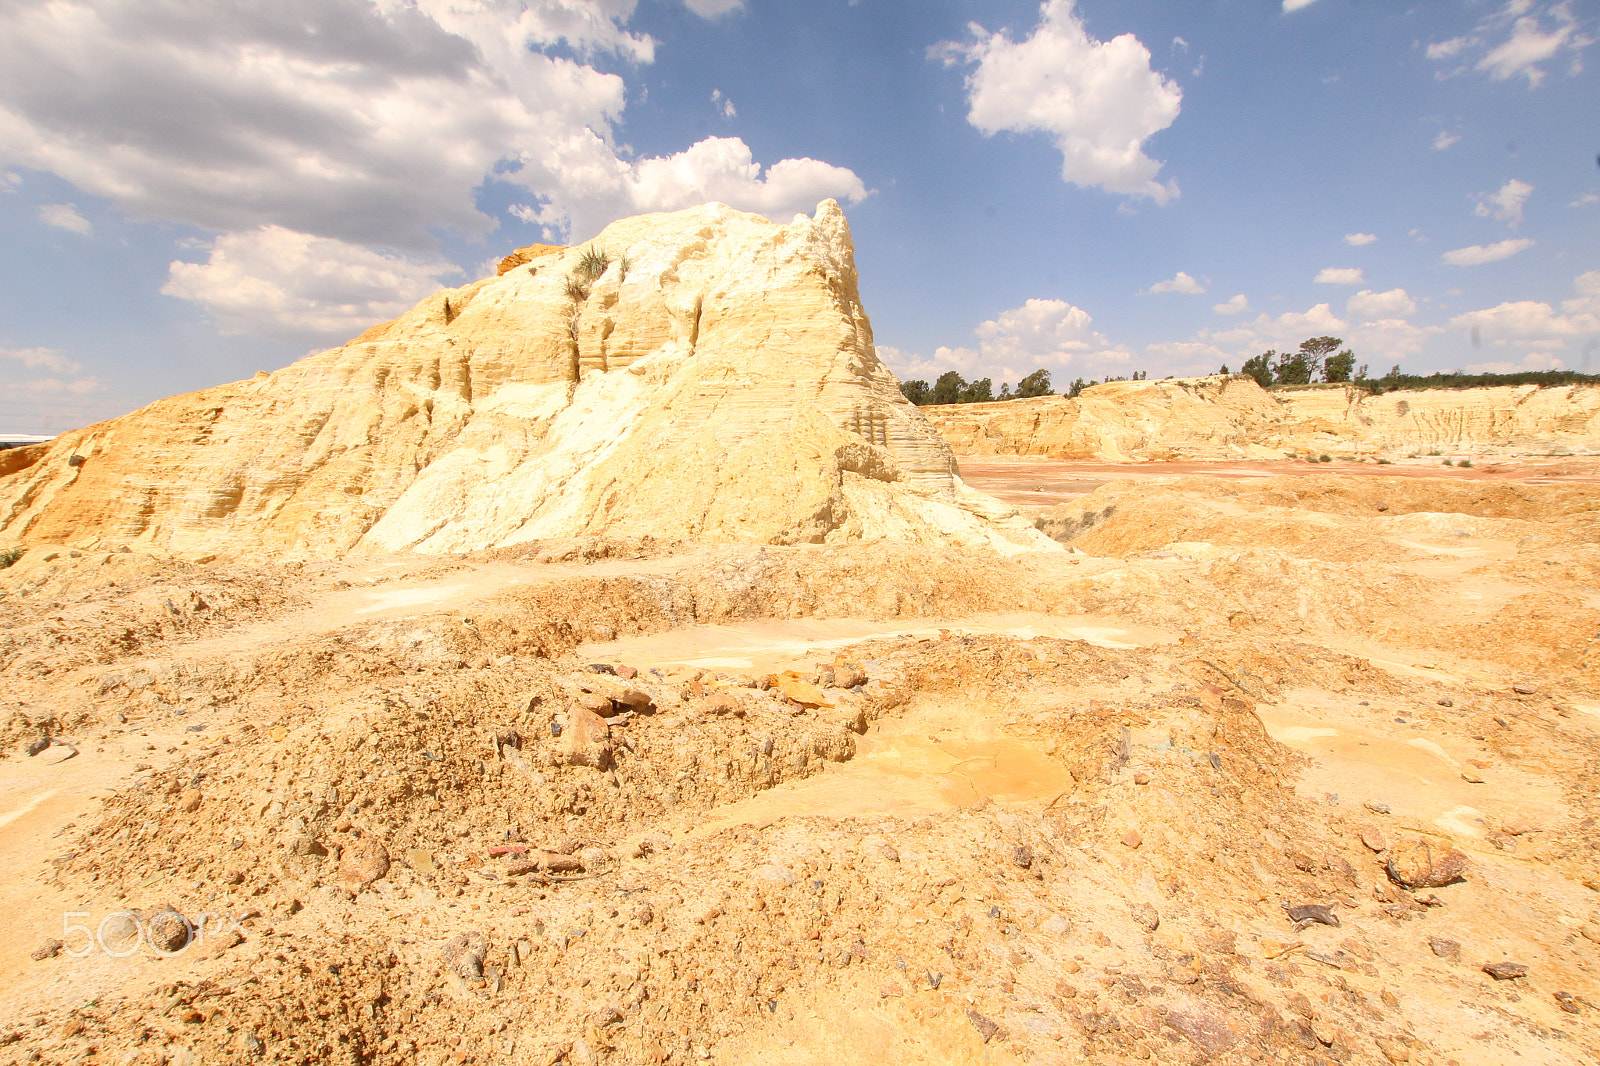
left=1273, top=348, right=1316, bottom=385
left=899, top=379, right=930, bottom=405
left=1015, top=368, right=1053, bottom=398
left=1217, top=364, right=1231, bottom=376
left=931, top=371, right=966, bottom=405
left=1323, top=349, right=1357, bottom=383
left=1241, top=352, right=1275, bottom=387
left=960, top=377, right=994, bottom=403
left=1065, top=377, right=1088, bottom=398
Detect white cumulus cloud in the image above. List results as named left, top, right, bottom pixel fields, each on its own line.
left=38, top=203, right=91, bottom=235
left=1283, top=0, right=1322, bottom=12
left=1145, top=271, right=1205, bottom=295
left=1441, top=238, right=1535, bottom=265
left=1343, top=232, right=1377, bottom=246
left=1475, top=178, right=1534, bottom=227
left=1213, top=294, right=1251, bottom=315
left=1347, top=288, right=1417, bottom=322
left=0, top=1, right=870, bottom=337
left=1450, top=271, right=1600, bottom=351
left=881, top=296, right=1134, bottom=386
left=1315, top=267, right=1366, bottom=285
left=1, top=346, right=82, bottom=374
left=935, top=0, right=1182, bottom=204
left=1426, top=2, right=1594, bottom=87
left=162, top=226, right=462, bottom=343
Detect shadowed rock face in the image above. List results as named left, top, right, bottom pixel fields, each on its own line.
left=0, top=201, right=1048, bottom=559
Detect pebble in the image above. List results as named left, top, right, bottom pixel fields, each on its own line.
left=30, top=939, right=62, bottom=962
left=1437, top=698, right=1453, bottom=707
left=178, top=788, right=203, bottom=813
left=1387, top=839, right=1468, bottom=889
left=1132, top=902, right=1160, bottom=932
left=1133, top=772, right=1151, bottom=785
left=1120, top=828, right=1142, bottom=849
left=338, top=838, right=391, bottom=890
left=1359, top=826, right=1387, bottom=852
left=1286, top=903, right=1339, bottom=929
left=1428, top=937, right=1461, bottom=959
left=966, top=1009, right=999, bottom=1043
left=1011, top=845, right=1034, bottom=869
left=1482, top=961, right=1527, bottom=981
left=147, top=908, right=191, bottom=953
left=1511, top=683, right=1537, bottom=695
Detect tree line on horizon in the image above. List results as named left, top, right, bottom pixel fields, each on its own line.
left=900, top=335, right=1600, bottom=406
left=897, top=368, right=1151, bottom=406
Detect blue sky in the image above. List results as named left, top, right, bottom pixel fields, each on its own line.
left=2, top=0, right=1597, bottom=433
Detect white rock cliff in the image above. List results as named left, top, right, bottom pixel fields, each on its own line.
left=0, top=202, right=1050, bottom=558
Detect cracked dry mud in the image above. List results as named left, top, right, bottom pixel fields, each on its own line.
left=2, top=467, right=1599, bottom=1066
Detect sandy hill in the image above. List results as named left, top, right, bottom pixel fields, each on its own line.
left=0, top=201, right=1045, bottom=559
left=921, top=376, right=1600, bottom=460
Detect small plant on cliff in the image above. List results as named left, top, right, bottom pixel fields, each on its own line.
left=576, top=246, right=611, bottom=283
left=0, top=547, right=24, bottom=569
left=1319, top=454, right=1332, bottom=463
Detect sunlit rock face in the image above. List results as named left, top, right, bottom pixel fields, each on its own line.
left=0, top=201, right=1049, bottom=558
left=922, top=377, right=1600, bottom=460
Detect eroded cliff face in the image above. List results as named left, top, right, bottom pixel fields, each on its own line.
left=0, top=201, right=1048, bottom=558
left=922, top=376, right=1600, bottom=459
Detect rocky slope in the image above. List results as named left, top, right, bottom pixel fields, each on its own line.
left=922, top=377, right=1600, bottom=460
left=0, top=201, right=1045, bottom=559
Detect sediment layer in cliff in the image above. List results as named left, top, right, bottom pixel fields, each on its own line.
left=920, top=376, right=1600, bottom=460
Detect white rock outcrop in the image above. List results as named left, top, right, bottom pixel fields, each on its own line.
left=0, top=202, right=1051, bottom=558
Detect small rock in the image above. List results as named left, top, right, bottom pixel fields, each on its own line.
left=1286, top=903, right=1339, bottom=929
left=1260, top=939, right=1302, bottom=960
left=1511, top=683, right=1538, bottom=696
left=30, top=939, right=62, bottom=962
left=561, top=707, right=613, bottom=769
left=1482, top=961, right=1527, bottom=981
left=1359, top=826, right=1387, bottom=852
left=338, top=838, right=390, bottom=890
left=177, top=788, right=202, bottom=813
left=966, top=1009, right=999, bottom=1043
left=1133, top=772, right=1151, bottom=785
left=1011, top=845, right=1034, bottom=869
left=443, top=932, right=489, bottom=982
left=1365, top=801, right=1392, bottom=815
left=1438, top=698, right=1454, bottom=708
left=753, top=864, right=797, bottom=885
left=1580, top=924, right=1600, bottom=944
left=147, top=908, right=192, bottom=953
left=614, top=665, right=638, bottom=680
left=1165, top=1010, right=1242, bottom=1056
left=1553, top=991, right=1581, bottom=1014
left=1120, top=828, right=1142, bottom=849
left=1374, top=1036, right=1411, bottom=1063
left=1132, top=902, right=1160, bottom=932
left=26, top=737, right=50, bottom=757
left=1460, top=770, right=1484, bottom=784
left=1428, top=937, right=1460, bottom=959
left=1387, top=839, right=1468, bottom=889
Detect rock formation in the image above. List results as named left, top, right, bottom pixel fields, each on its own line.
left=921, top=376, right=1600, bottom=460
left=0, top=202, right=1047, bottom=558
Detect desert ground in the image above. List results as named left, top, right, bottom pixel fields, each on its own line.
left=2, top=457, right=1598, bottom=1066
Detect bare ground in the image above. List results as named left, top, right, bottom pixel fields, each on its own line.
left=0, top=472, right=1598, bottom=1066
